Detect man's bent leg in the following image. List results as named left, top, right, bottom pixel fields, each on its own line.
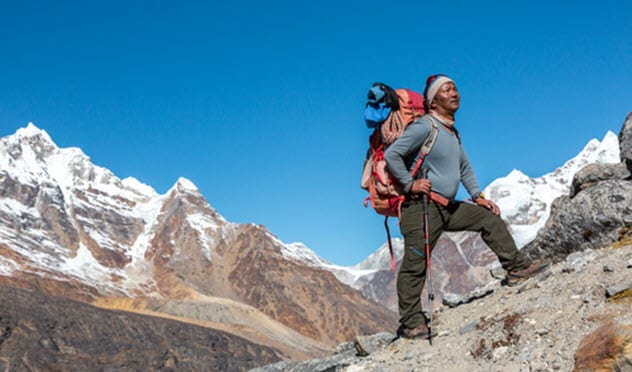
left=444, top=202, right=529, bottom=271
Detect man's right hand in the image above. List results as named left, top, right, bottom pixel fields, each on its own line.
left=410, top=179, right=432, bottom=195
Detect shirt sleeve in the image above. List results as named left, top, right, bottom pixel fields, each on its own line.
left=459, top=145, right=482, bottom=199
left=384, top=120, right=431, bottom=193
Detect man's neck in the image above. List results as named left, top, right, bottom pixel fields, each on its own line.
left=429, top=110, right=456, bottom=127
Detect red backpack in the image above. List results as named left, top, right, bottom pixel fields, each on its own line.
left=397, top=89, right=425, bottom=126
left=361, top=85, right=438, bottom=270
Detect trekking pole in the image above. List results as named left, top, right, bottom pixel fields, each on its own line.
left=421, top=167, right=434, bottom=345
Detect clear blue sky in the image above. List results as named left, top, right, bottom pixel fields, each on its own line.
left=1, top=1, right=630, bottom=266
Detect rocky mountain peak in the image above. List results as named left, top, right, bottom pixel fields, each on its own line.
left=1, top=123, right=120, bottom=195
left=162, top=176, right=226, bottom=229
left=171, top=176, right=200, bottom=194
left=541, top=130, right=619, bottom=190
left=14, top=122, right=56, bottom=148
left=9, top=123, right=86, bottom=164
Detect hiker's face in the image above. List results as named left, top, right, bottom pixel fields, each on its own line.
left=432, top=82, right=460, bottom=114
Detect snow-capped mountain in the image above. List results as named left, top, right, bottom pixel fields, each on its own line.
left=0, top=124, right=396, bottom=353
left=279, top=241, right=379, bottom=286
left=0, top=123, right=231, bottom=296
left=486, top=131, right=620, bottom=248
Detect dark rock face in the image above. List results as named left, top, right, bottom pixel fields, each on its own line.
left=525, top=113, right=632, bottom=261
left=619, top=112, right=632, bottom=169
left=0, top=284, right=280, bottom=371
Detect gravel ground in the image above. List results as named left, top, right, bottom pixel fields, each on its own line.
left=343, top=243, right=632, bottom=372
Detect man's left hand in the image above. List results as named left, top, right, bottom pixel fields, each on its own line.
left=475, top=197, right=500, bottom=216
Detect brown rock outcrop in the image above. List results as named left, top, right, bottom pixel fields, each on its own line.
left=226, top=224, right=398, bottom=345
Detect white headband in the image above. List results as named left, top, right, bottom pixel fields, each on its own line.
left=426, top=76, right=455, bottom=106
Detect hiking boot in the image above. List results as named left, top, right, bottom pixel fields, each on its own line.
left=397, top=323, right=434, bottom=340
left=506, top=259, right=550, bottom=286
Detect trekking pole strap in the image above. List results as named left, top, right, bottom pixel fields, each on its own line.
left=384, top=216, right=396, bottom=271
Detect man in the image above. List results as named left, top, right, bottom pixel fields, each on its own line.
left=383, top=74, right=549, bottom=339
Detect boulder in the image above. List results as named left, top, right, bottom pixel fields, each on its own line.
left=353, top=332, right=395, bottom=356
left=524, top=179, right=632, bottom=261
left=442, top=283, right=496, bottom=308
left=570, top=162, right=631, bottom=198
left=606, top=281, right=632, bottom=301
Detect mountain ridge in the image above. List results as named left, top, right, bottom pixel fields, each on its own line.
left=1, top=124, right=619, bottom=276
left=0, top=123, right=397, bottom=362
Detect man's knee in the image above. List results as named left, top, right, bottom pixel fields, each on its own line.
left=481, top=211, right=508, bottom=230
left=400, top=246, right=426, bottom=273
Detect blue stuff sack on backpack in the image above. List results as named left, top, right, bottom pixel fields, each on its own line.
left=364, top=102, right=392, bottom=128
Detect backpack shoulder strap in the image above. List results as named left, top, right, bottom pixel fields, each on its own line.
left=409, top=117, right=439, bottom=178
left=420, top=117, right=439, bottom=155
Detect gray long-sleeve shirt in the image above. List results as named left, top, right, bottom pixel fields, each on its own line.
left=383, top=115, right=481, bottom=201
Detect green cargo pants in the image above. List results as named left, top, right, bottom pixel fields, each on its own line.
left=397, top=199, right=528, bottom=329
